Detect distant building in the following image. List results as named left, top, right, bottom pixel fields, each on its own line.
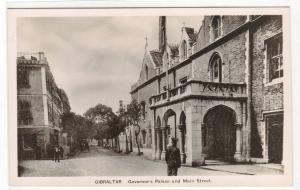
left=17, top=52, right=70, bottom=160
left=130, top=15, right=283, bottom=166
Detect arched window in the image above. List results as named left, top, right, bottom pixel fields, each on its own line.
left=181, top=40, right=187, bottom=60
left=140, top=101, right=146, bottom=119
left=211, top=16, right=222, bottom=41
left=209, top=53, right=222, bottom=82
left=145, top=65, right=149, bottom=80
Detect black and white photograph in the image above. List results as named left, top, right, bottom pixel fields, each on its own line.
left=7, top=7, right=293, bottom=187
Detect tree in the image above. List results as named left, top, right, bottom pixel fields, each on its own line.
left=115, top=100, right=128, bottom=152
left=84, top=104, right=118, bottom=147
left=61, top=112, right=95, bottom=151
left=126, top=99, right=143, bottom=155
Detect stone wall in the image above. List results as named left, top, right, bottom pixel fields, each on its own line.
left=193, top=32, right=247, bottom=83
left=18, top=66, right=43, bottom=94
left=18, top=95, right=45, bottom=126
left=251, top=15, right=283, bottom=158
left=196, top=16, right=247, bottom=51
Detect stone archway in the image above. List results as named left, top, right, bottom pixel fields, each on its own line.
left=203, top=105, right=237, bottom=161
left=160, top=109, right=176, bottom=160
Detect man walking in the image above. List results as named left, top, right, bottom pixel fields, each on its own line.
left=165, top=137, right=181, bottom=176
left=54, top=146, right=60, bottom=163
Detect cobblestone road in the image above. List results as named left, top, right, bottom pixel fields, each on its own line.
left=19, top=147, right=282, bottom=177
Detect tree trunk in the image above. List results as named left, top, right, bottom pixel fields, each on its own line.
left=116, top=136, right=120, bottom=152
left=125, top=131, right=129, bottom=153
left=134, top=124, right=142, bottom=155
left=135, top=133, right=141, bottom=155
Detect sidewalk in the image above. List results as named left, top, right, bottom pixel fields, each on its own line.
left=130, top=147, right=152, bottom=160
left=127, top=148, right=283, bottom=175
left=200, top=163, right=283, bottom=175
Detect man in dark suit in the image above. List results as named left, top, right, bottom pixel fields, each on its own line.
left=165, top=137, right=181, bottom=176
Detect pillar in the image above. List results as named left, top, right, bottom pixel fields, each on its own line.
left=160, top=127, right=167, bottom=160
left=178, top=124, right=186, bottom=163
left=152, top=128, right=157, bottom=159
left=234, top=124, right=243, bottom=162
left=155, top=128, right=161, bottom=160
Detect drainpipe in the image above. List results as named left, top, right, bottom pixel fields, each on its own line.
left=246, top=16, right=253, bottom=160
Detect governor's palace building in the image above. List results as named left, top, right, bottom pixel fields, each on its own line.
left=130, top=15, right=283, bottom=166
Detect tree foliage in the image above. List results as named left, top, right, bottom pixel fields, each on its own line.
left=61, top=112, right=95, bottom=142
left=125, top=99, right=143, bottom=155
left=84, top=103, right=121, bottom=140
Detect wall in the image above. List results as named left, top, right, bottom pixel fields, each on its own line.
left=17, top=66, right=43, bottom=95
left=251, top=15, right=283, bottom=157
left=18, top=95, right=45, bottom=126
left=193, top=32, right=247, bottom=83
left=196, top=16, right=247, bottom=51
left=138, top=53, right=157, bottom=85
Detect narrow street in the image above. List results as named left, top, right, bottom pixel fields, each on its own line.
left=19, top=146, right=283, bottom=177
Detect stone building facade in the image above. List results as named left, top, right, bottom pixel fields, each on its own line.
left=17, top=52, right=71, bottom=160
left=130, top=15, right=284, bottom=165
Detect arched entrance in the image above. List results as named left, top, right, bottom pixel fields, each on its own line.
left=160, top=109, right=176, bottom=160
left=203, top=105, right=237, bottom=161
left=163, top=109, right=176, bottom=146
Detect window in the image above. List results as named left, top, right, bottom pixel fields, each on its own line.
left=179, top=76, right=188, bottom=84
left=182, top=40, right=187, bottom=60
left=267, top=34, right=283, bottom=82
left=211, top=16, right=222, bottom=41
left=48, top=101, right=53, bottom=124
left=140, top=101, right=146, bottom=119
left=18, top=100, right=33, bottom=125
left=145, top=65, right=149, bottom=80
left=209, top=53, right=222, bottom=82
left=17, top=68, right=30, bottom=88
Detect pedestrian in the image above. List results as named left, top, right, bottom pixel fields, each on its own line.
left=54, top=146, right=60, bottom=163
left=59, top=146, right=64, bottom=160
left=165, top=137, right=181, bottom=176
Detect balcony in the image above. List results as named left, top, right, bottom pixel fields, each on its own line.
left=149, top=79, right=247, bottom=107
left=17, top=52, right=48, bottom=65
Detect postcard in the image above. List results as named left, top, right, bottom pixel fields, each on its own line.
left=7, top=7, right=292, bottom=187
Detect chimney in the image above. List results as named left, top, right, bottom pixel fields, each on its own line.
left=38, top=52, right=45, bottom=61
left=159, top=16, right=166, bottom=52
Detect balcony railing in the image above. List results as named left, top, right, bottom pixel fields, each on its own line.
left=149, top=79, right=247, bottom=107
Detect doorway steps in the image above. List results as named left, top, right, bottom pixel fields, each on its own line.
left=204, top=160, right=231, bottom=165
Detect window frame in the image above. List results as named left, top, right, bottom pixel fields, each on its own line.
left=182, top=40, right=187, bottom=60
left=264, top=33, right=283, bottom=85
left=209, top=53, right=222, bottom=83
left=210, top=16, right=223, bottom=42
left=17, top=67, right=30, bottom=88
left=18, top=100, right=33, bottom=125
left=145, top=64, right=149, bottom=80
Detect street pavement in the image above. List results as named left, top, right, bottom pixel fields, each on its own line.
left=19, top=146, right=283, bottom=177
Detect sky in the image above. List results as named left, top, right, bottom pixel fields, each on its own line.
left=17, top=16, right=203, bottom=114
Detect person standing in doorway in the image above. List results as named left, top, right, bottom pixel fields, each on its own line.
left=165, top=137, right=181, bottom=176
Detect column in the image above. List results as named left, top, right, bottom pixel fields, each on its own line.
left=152, top=128, right=157, bottom=159
left=155, top=128, right=161, bottom=160
left=178, top=124, right=186, bottom=163
left=160, top=127, right=167, bottom=160
left=234, top=124, right=243, bottom=162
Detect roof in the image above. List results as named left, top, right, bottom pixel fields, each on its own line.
left=168, top=44, right=179, bottom=56
left=184, top=27, right=197, bottom=42
left=149, top=50, right=163, bottom=67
